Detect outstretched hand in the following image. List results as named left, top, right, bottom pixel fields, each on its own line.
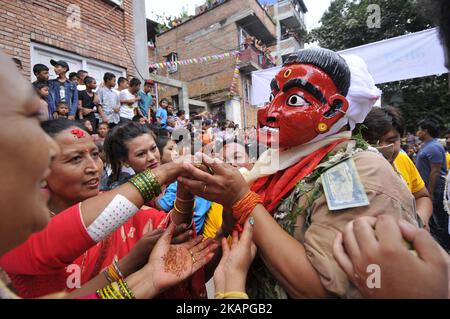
left=333, top=215, right=449, bottom=299
left=145, top=223, right=219, bottom=294
left=178, top=153, right=250, bottom=211
left=214, top=218, right=257, bottom=294
left=121, top=220, right=193, bottom=275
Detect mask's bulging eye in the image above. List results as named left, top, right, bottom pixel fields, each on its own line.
left=269, top=93, right=275, bottom=102
left=287, top=94, right=308, bottom=107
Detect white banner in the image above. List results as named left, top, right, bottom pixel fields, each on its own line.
left=252, top=28, right=448, bottom=106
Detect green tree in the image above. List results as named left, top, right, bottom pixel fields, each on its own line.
left=308, top=0, right=450, bottom=133
left=153, top=7, right=192, bottom=34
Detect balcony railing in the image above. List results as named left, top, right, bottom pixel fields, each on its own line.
left=280, top=36, right=301, bottom=52
left=238, top=45, right=275, bottom=73
left=278, top=0, right=306, bottom=31
left=277, top=36, right=302, bottom=59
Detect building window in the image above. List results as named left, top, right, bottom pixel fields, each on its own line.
left=244, top=77, right=252, bottom=103
left=165, top=52, right=178, bottom=74
left=239, top=28, right=252, bottom=50
left=30, top=42, right=126, bottom=85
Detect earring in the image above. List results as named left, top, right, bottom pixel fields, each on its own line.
left=317, top=123, right=328, bottom=133
left=283, top=69, right=292, bottom=78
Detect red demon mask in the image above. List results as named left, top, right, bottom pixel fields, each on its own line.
left=258, top=50, right=351, bottom=149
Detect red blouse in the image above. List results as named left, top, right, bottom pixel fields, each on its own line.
left=0, top=204, right=206, bottom=299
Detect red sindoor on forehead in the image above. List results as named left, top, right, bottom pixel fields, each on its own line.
left=70, top=129, right=86, bottom=139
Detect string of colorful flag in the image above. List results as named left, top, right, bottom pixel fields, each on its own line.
left=149, top=50, right=240, bottom=69
left=229, top=53, right=241, bottom=96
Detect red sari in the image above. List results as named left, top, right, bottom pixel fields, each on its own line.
left=0, top=204, right=206, bottom=299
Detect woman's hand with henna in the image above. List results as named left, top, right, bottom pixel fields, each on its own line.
left=143, top=223, right=219, bottom=294
left=120, top=220, right=193, bottom=276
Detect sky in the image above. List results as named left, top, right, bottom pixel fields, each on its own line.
left=145, top=0, right=332, bottom=31
left=303, top=0, right=332, bottom=31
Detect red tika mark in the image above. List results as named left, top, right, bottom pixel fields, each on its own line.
left=70, top=129, right=86, bottom=139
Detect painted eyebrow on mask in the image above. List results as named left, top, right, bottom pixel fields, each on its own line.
left=282, top=78, right=327, bottom=104
left=270, top=79, right=280, bottom=92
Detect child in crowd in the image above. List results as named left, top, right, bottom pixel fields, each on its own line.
left=32, top=64, right=49, bottom=84
left=32, top=82, right=50, bottom=121
left=132, top=115, right=147, bottom=125
left=68, top=72, right=80, bottom=85
left=81, top=118, right=94, bottom=134
left=119, top=78, right=142, bottom=123
left=56, top=102, right=69, bottom=119
left=117, top=77, right=128, bottom=92
left=95, top=122, right=109, bottom=145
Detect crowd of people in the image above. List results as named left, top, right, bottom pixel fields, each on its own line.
left=0, top=0, right=449, bottom=301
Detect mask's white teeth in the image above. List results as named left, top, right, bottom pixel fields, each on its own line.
left=260, top=126, right=279, bottom=134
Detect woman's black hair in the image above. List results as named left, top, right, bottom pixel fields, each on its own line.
left=156, top=134, right=171, bottom=156
left=361, top=106, right=405, bottom=144
left=84, top=76, right=96, bottom=86
left=104, top=122, right=155, bottom=184
left=41, top=118, right=87, bottom=138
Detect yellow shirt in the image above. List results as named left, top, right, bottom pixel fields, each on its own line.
left=393, top=151, right=425, bottom=194
left=202, top=202, right=234, bottom=246
left=202, top=202, right=224, bottom=239
left=446, top=152, right=450, bottom=174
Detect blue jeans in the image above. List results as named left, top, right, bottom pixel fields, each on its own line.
left=430, top=180, right=450, bottom=251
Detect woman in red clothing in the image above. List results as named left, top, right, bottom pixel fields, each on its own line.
left=0, top=53, right=217, bottom=299
left=0, top=118, right=217, bottom=298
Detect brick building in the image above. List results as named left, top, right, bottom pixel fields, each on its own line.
left=153, top=0, right=278, bottom=128
left=0, top=0, right=149, bottom=84
left=273, top=0, right=308, bottom=63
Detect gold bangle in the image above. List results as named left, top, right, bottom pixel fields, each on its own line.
left=103, top=263, right=121, bottom=284
left=118, top=279, right=135, bottom=299
left=112, top=260, right=124, bottom=280
left=174, top=201, right=195, bottom=215
left=97, top=287, right=107, bottom=299
left=129, top=169, right=161, bottom=203
left=105, top=285, right=118, bottom=299
left=222, top=291, right=249, bottom=299
left=110, top=282, right=124, bottom=299
left=215, top=292, right=225, bottom=299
